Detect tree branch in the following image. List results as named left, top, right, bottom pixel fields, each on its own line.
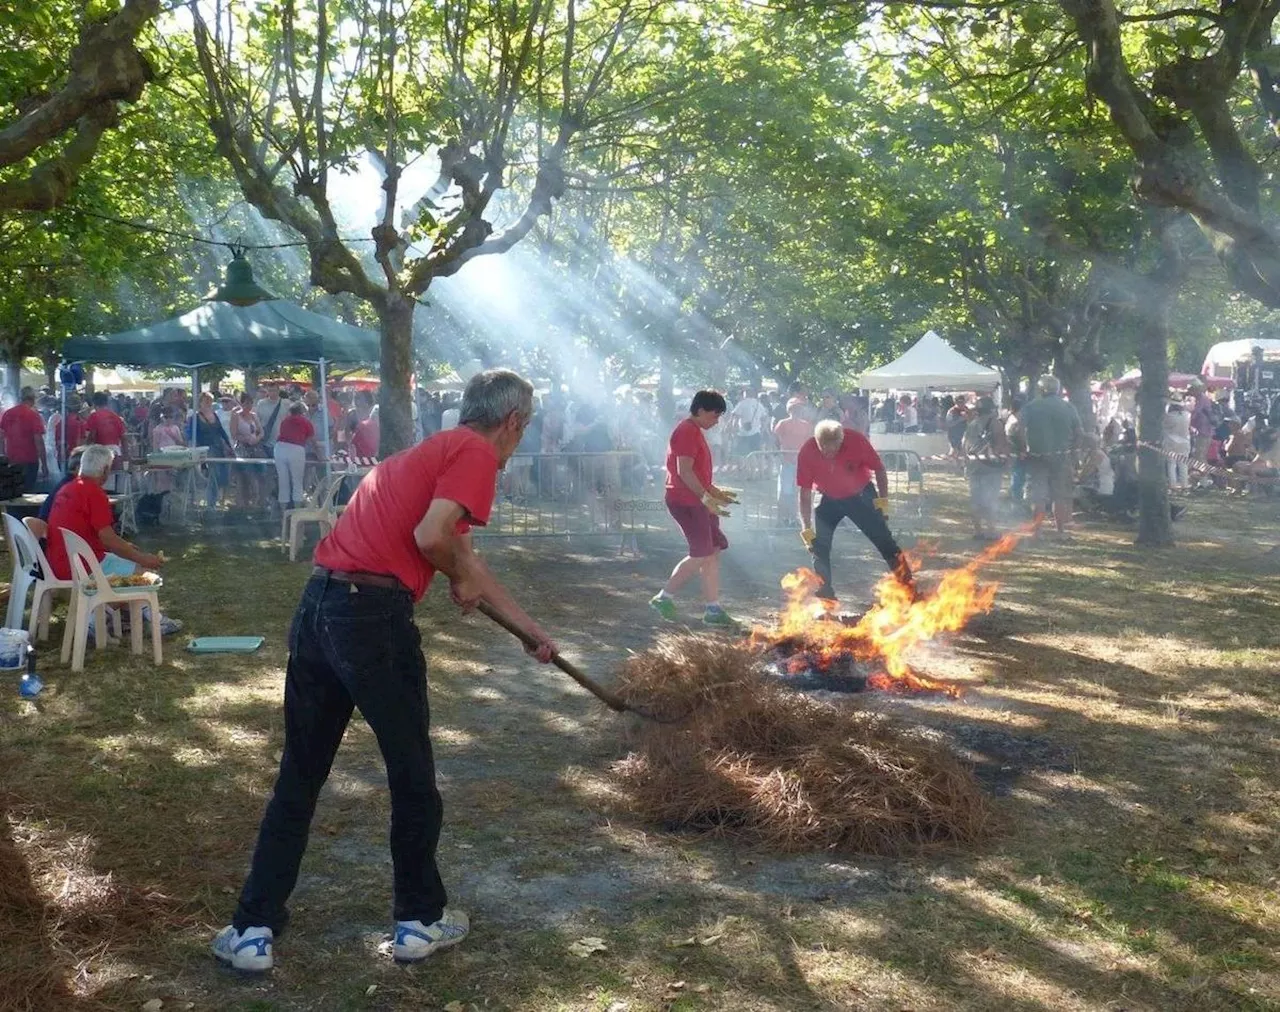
left=0, top=0, right=158, bottom=210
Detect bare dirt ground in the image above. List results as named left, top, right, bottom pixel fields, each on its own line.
left=3, top=475, right=1279, bottom=1011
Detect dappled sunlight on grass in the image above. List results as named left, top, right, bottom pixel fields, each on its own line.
left=1, top=482, right=1279, bottom=1009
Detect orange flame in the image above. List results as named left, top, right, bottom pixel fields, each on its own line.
left=750, top=532, right=1023, bottom=695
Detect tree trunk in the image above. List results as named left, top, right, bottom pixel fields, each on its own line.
left=1135, top=310, right=1173, bottom=546
left=41, top=350, right=59, bottom=390
left=2, top=359, right=21, bottom=407
left=378, top=294, right=416, bottom=457
left=1134, top=219, right=1182, bottom=548
left=1057, top=359, right=1095, bottom=433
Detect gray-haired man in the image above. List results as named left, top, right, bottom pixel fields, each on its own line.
left=1017, top=375, right=1082, bottom=535
left=214, top=369, right=557, bottom=973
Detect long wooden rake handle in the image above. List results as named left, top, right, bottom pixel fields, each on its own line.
left=476, top=601, right=666, bottom=721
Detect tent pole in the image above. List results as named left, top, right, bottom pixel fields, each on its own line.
left=60, top=373, right=67, bottom=475
left=319, top=357, right=332, bottom=478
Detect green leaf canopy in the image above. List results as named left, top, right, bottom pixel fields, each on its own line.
left=61, top=299, right=380, bottom=368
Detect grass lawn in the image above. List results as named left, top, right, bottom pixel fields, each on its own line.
left=2, top=475, right=1279, bottom=1011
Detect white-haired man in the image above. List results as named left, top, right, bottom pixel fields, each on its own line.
left=797, top=420, right=915, bottom=602
left=213, top=369, right=557, bottom=974
left=1016, top=375, right=1082, bottom=535
left=43, top=444, right=178, bottom=632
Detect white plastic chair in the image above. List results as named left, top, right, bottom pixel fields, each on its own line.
left=281, top=471, right=347, bottom=562
left=3, top=514, right=75, bottom=642
left=59, top=529, right=162, bottom=671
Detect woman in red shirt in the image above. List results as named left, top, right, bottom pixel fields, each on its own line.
left=273, top=402, right=315, bottom=510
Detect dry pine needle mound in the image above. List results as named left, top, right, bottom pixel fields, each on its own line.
left=610, top=634, right=991, bottom=854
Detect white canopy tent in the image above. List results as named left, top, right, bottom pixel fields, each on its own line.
left=1201, top=338, right=1280, bottom=378
left=859, top=330, right=1000, bottom=391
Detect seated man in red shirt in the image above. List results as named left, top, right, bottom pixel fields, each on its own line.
left=44, top=445, right=178, bottom=633
left=0, top=388, right=49, bottom=491
left=648, top=390, right=740, bottom=628
left=213, top=369, right=557, bottom=974
left=797, top=420, right=915, bottom=602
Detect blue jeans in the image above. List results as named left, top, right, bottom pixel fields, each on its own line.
left=1010, top=461, right=1026, bottom=501
left=233, top=574, right=445, bottom=934
left=204, top=462, right=230, bottom=506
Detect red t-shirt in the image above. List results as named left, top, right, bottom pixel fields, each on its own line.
left=351, top=417, right=380, bottom=457
left=86, top=409, right=126, bottom=447
left=45, top=477, right=114, bottom=580
left=0, top=404, right=46, bottom=464
left=796, top=428, right=882, bottom=499
left=53, top=413, right=86, bottom=450
left=773, top=416, right=814, bottom=453
left=313, top=427, right=498, bottom=600
left=278, top=414, right=314, bottom=446
left=664, top=417, right=713, bottom=506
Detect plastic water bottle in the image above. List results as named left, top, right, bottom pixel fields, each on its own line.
left=19, top=649, right=41, bottom=698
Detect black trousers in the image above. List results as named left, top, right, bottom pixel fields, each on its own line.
left=812, top=487, right=912, bottom=596
left=233, top=575, right=446, bottom=934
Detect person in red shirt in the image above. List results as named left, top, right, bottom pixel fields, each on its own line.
left=648, top=390, right=740, bottom=628
left=213, top=369, right=557, bottom=974
left=45, top=445, right=164, bottom=580
left=272, top=402, right=315, bottom=509
left=85, top=391, right=126, bottom=448
left=53, top=397, right=87, bottom=470
left=351, top=406, right=380, bottom=459
left=796, top=420, right=915, bottom=602
left=85, top=391, right=127, bottom=490
left=0, top=388, right=49, bottom=490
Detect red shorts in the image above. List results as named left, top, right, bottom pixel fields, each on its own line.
left=666, top=496, right=729, bottom=558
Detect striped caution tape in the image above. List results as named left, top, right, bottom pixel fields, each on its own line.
left=332, top=452, right=378, bottom=468
left=1136, top=442, right=1280, bottom=486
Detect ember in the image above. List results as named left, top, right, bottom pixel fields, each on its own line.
left=751, top=533, right=1022, bottom=695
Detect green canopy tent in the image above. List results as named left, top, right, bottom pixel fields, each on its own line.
left=62, top=299, right=380, bottom=467
left=61, top=299, right=379, bottom=368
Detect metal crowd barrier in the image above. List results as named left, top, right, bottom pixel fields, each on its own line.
left=481, top=452, right=657, bottom=543
left=473, top=447, right=928, bottom=549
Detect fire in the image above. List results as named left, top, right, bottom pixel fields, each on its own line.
left=751, top=533, right=1022, bottom=695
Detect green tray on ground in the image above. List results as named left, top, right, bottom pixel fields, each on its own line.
left=187, top=636, right=265, bottom=654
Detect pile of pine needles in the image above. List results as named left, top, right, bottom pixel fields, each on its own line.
left=610, top=634, right=990, bottom=854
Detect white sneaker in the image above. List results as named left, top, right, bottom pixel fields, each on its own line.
left=212, top=924, right=273, bottom=972
left=393, top=908, right=469, bottom=963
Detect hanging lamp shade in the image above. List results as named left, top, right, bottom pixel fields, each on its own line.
left=205, top=250, right=277, bottom=306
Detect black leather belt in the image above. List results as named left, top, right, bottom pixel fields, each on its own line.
left=312, top=566, right=408, bottom=593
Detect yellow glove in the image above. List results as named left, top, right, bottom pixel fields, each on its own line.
left=702, top=493, right=731, bottom=518
left=873, top=497, right=889, bottom=516
left=800, top=525, right=816, bottom=550
left=710, top=486, right=740, bottom=504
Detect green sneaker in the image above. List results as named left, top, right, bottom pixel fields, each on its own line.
left=702, top=607, right=741, bottom=630
left=649, top=594, right=678, bottom=622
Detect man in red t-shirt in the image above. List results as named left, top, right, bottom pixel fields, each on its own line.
left=648, top=390, right=740, bottom=628
left=214, top=369, right=556, bottom=974
left=53, top=399, right=87, bottom=470
left=85, top=391, right=126, bottom=448
left=351, top=409, right=380, bottom=459
left=0, top=389, right=49, bottom=490
left=45, top=444, right=164, bottom=581
left=796, top=420, right=915, bottom=602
